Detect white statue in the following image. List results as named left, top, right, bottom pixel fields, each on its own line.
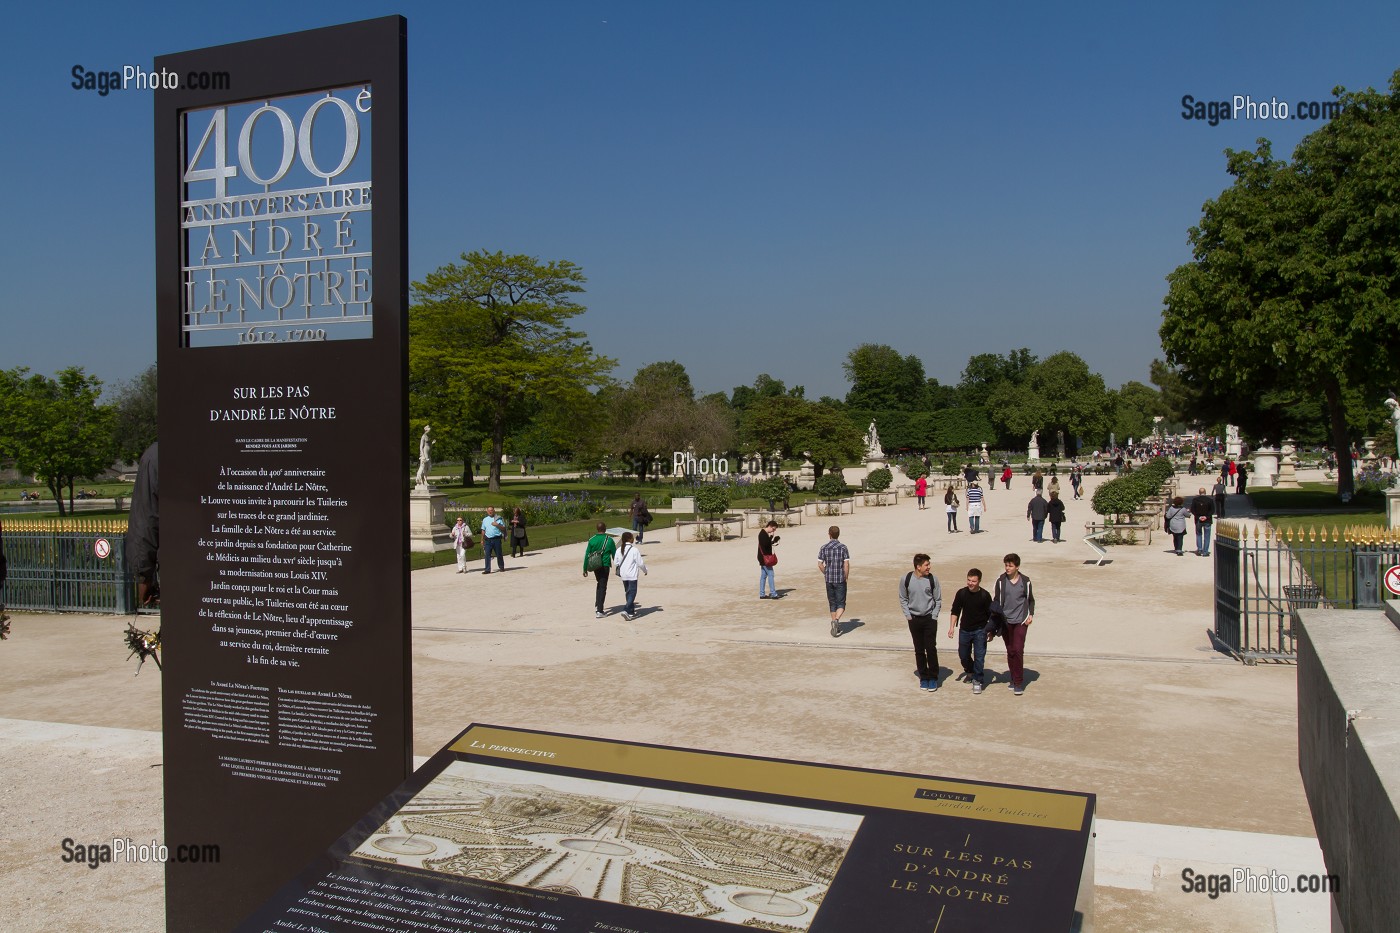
left=1029, top=430, right=1039, bottom=447
left=415, top=425, right=435, bottom=488
left=865, top=421, right=884, bottom=458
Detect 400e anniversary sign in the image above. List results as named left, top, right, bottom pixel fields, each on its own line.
left=154, top=17, right=409, bottom=933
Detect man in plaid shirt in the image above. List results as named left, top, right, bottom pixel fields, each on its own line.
left=817, top=525, right=851, bottom=638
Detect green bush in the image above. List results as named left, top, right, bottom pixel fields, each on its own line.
left=893, top=455, right=928, bottom=480
left=813, top=472, right=848, bottom=499
left=752, top=475, right=789, bottom=506
left=940, top=457, right=960, bottom=476
left=1091, top=456, right=1175, bottom=518
left=865, top=467, right=893, bottom=492
left=694, top=485, right=732, bottom=517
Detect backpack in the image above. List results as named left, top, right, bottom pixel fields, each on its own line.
left=902, top=571, right=937, bottom=608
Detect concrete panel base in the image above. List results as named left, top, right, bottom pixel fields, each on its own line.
left=1296, top=608, right=1400, bottom=932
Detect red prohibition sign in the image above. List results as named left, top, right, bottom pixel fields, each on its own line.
left=94, top=538, right=111, bottom=560
left=1384, top=565, right=1400, bottom=597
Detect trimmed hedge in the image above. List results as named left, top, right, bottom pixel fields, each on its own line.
left=865, top=467, right=893, bottom=492
left=1091, top=456, right=1175, bottom=518
left=813, top=472, right=849, bottom=499
left=694, top=485, right=732, bottom=517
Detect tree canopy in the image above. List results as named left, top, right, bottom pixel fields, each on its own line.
left=409, top=250, right=615, bottom=491
left=108, top=363, right=158, bottom=463
left=602, top=362, right=735, bottom=481
left=1161, top=71, right=1400, bottom=496
left=0, top=367, right=115, bottom=514
left=843, top=344, right=927, bottom=409
left=741, top=396, right=862, bottom=479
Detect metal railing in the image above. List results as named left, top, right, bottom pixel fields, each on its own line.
left=1214, top=521, right=1400, bottom=663
left=1, top=517, right=138, bottom=614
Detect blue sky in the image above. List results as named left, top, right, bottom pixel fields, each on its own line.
left=3, top=1, right=1399, bottom=402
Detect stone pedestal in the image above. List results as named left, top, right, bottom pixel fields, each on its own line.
left=1027, top=443, right=1040, bottom=462
left=1250, top=448, right=1280, bottom=490
left=796, top=457, right=816, bottom=491
left=1275, top=439, right=1303, bottom=490
left=1387, top=488, right=1400, bottom=531
left=410, top=486, right=453, bottom=553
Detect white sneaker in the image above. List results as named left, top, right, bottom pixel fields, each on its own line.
left=595, top=611, right=604, bottom=619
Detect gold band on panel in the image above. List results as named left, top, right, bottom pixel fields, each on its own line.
left=451, top=725, right=1089, bottom=832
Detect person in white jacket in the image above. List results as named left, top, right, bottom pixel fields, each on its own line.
left=615, top=531, right=648, bottom=620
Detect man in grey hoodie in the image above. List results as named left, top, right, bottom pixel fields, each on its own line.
left=899, top=553, right=943, bottom=692
left=994, top=553, right=1036, bottom=696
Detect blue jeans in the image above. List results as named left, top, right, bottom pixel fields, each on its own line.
left=825, top=581, right=847, bottom=613
left=483, top=536, right=503, bottom=571
left=958, top=627, right=988, bottom=684
left=969, top=514, right=981, bottom=533
left=632, top=517, right=645, bottom=542
left=1031, top=519, right=1044, bottom=542
left=1196, top=523, right=1212, bottom=555
left=759, top=564, right=776, bottom=597
left=623, top=579, right=638, bottom=614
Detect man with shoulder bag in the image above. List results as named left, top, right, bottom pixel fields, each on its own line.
left=582, top=523, right=617, bottom=618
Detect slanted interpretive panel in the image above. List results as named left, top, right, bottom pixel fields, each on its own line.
left=238, top=725, right=1095, bottom=932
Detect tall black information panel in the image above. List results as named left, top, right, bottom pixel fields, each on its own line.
left=154, top=17, right=410, bottom=932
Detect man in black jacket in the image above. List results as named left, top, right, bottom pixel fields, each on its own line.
left=1190, top=486, right=1215, bottom=557
left=1026, top=491, right=1049, bottom=543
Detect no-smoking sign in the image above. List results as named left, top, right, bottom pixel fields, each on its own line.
left=1384, top=565, right=1400, bottom=597
left=93, top=538, right=111, bottom=560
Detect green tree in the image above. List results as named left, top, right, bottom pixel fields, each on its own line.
left=984, top=352, right=1112, bottom=450
left=604, top=362, right=735, bottom=481
left=741, top=397, right=863, bottom=480
left=108, top=363, right=158, bottom=463
left=843, top=344, right=927, bottom=409
left=0, top=367, right=115, bottom=515
left=409, top=250, right=615, bottom=492
left=1162, top=72, right=1400, bottom=497
left=731, top=372, right=800, bottom=410
left=1110, top=380, right=1168, bottom=446
left=958, top=349, right=1037, bottom=407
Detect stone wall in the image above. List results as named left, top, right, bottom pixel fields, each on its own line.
left=1295, top=605, right=1400, bottom=932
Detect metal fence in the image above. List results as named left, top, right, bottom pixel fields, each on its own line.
left=1214, top=521, right=1400, bottom=663
left=1, top=517, right=139, bottom=614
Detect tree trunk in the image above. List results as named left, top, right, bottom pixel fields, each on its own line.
left=1322, top=378, right=1354, bottom=498
left=488, top=415, right=505, bottom=493
left=47, top=477, right=67, bottom=517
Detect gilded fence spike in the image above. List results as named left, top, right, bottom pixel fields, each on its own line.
left=1308, top=526, right=1316, bottom=543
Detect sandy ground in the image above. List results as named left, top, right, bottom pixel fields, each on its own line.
left=0, top=470, right=1334, bottom=931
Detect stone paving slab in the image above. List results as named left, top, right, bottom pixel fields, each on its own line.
left=0, top=471, right=1335, bottom=931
